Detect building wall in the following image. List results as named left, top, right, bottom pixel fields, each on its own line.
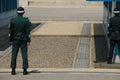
left=0, top=0, right=18, bottom=27
left=103, top=2, right=112, bottom=34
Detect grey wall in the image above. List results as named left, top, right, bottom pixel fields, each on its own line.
left=0, top=10, right=17, bottom=28
left=0, top=0, right=18, bottom=28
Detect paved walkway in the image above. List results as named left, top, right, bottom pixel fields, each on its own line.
left=32, top=21, right=103, bottom=36
left=0, top=21, right=83, bottom=68
left=0, top=69, right=120, bottom=80
left=1, top=21, right=119, bottom=69
left=0, top=21, right=109, bottom=69
left=28, top=0, right=103, bottom=8
left=0, top=21, right=120, bottom=79
left=32, top=22, right=83, bottom=36
left=0, top=21, right=102, bottom=68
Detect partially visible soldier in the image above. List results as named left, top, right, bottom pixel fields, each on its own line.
left=107, top=8, right=120, bottom=64
left=9, top=7, right=31, bottom=75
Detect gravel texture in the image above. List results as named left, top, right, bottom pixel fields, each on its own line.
left=0, top=37, right=79, bottom=68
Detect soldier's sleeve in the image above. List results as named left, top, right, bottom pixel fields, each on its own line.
left=9, top=19, right=14, bottom=42
left=26, top=18, right=31, bottom=42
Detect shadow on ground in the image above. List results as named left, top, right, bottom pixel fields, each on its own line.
left=93, top=23, right=108, bottom=63
left=0, top=23, right=41, bottom=51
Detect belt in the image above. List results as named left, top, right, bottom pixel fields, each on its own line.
left=15, top=33, right=24, bottom=36
left=14, top=33, right=25, bottom=40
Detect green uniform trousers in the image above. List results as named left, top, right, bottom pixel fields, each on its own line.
left=11, top=40, right=28, bottom=69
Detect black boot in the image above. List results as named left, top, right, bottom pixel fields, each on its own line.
left=23, top=69, right=28, bottom=75
left=107, top=58, right=112, bottom=64
left=107, top=60, right=112, bottom=64
left=11, top=68, right=16, bottom=75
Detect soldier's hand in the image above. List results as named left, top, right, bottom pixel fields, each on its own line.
left=27, top=42, right=30, bottom=46
left=107, top=31, right=111, bottom=37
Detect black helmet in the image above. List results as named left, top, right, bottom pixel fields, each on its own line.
left=17, top=7, right=25, bottom=14
left=113, top=8, right=120, bottom=14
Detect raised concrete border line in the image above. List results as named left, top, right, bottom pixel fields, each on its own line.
left=90, top=23, right=96, bottom=68
left=0, top=68, right=120, bottom=74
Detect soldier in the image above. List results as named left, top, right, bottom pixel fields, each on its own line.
left=9, top=7, right=31, bottom=75
left=107, top=8, right=120, bottom=64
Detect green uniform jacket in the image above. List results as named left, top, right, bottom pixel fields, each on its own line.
left=109, top=16, right=120, bottom=40
left=9, top=16, right=31, bottom=42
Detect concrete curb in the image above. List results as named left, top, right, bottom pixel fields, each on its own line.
left=0, top=68, right=120, bottom=73
left=24, top=5, right=103, bottom=9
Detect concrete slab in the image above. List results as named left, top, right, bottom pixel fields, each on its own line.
left=0, top=72, right=120, bottom=80
left=28, top=0, right=103, bottom=8
left=32, top=22, right=83, bottom=36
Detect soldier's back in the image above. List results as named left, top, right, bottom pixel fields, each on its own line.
left=110, top=16, right=120, bottom=40
left=110, top=16, right=120, bottom=31
left=11, top=16, right=29, bottom=33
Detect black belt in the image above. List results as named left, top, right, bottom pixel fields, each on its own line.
left=15, top=33, right=24, bottom=36
left=14, top=33, right=25, bottom=39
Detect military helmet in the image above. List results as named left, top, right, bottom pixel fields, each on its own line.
left=17, top=7, right=25, bottom=14
left=113, top=8, right=120, bottom=14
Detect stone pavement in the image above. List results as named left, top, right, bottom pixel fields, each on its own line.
left=0, top=73, right=120, bottom=80
left=0, top=22, right=83, bottom=68
left=0, top=21, right=101, bottom=68
left=0, top=69, right=120, bottom=80
left=0, top=21, right=117, bottom=69
left=32, top=22, right=83, bottom=36
left=0, top=21, right=120, bottom=78
left=27, top=0, right=103, bottom=8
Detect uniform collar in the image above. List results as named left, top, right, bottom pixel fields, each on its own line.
left=18, top=15, right=23, bottom=18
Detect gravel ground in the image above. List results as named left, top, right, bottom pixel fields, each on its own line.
left=0, top=37, right=79, bottom=68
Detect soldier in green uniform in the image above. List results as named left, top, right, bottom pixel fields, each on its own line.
left=107, top=8, right=120, bottom=64
left=9, top=7, right=31, bottom=75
